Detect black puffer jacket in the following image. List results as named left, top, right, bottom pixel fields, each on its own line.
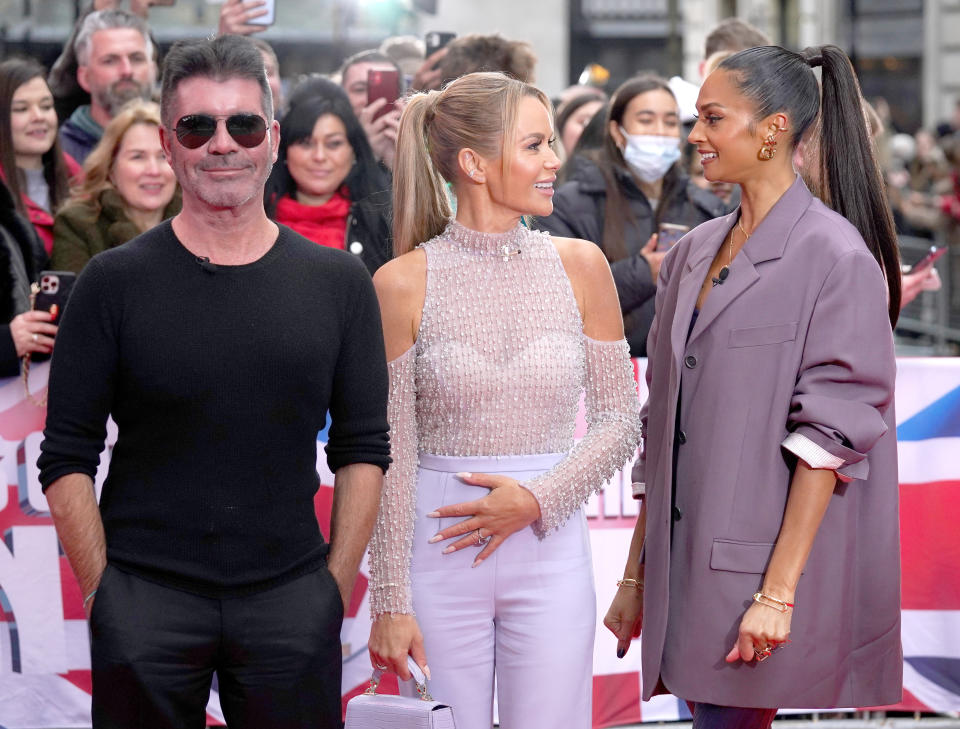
left=1, top=180, right=47, bottom=376
left=536, top=157, right=731, bottom=356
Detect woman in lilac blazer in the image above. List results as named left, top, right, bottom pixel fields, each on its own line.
left=605, top=45, right=903, bottom=727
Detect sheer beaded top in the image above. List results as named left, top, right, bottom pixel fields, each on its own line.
left=368, top=220, right=642, bottom=616
left=415, top=220, right=584, bottom=455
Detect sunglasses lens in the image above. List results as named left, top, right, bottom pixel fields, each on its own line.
left=174, top=114, right=267, bottom=149
left=226, top=114, right=267, bottom=148
left=176, top=115, right=217, bottom=149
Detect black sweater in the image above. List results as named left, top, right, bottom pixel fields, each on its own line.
left=38, top=221, right=390, bottom=597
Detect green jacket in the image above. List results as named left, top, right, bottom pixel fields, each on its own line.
left=52, top=187, right=182, bottom=273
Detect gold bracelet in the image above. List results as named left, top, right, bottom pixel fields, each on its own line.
left=617, top=578, right=644, bottom=591
left=752, top=592, right=794, bottom=612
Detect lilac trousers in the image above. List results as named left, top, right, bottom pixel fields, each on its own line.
left=401, top=452, right=596, bottom=729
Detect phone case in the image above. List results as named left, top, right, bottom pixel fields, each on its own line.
left=425, top=31, right=456, bottom=56
left=34, top=271, right=77, bottom=315
left=247, top=0, right=276, bottom=26
left=368, top=69, right=400, bottom=120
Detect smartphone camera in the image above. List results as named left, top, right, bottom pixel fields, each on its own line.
left=40, top=274, right=62, bottom=295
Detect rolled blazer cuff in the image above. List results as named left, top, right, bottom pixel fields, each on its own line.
left=632, top=481, right=645, bottom=499
left=783, top=426, right=868, bottom=483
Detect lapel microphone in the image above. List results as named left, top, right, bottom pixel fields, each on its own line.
left=196, top=256, right=216, bottom=274
left=711, top=267, right=729, bottom=286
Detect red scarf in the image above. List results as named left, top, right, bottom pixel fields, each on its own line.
left=275, top=190, right=351, bottom=250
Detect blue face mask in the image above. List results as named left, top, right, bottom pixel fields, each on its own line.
left=619, top=129, right=681, bottom=183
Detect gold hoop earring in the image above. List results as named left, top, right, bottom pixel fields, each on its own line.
left=758, top=132, right=777, bottom=161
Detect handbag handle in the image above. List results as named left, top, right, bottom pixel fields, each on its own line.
left=365, top=656, right=433, bottom=701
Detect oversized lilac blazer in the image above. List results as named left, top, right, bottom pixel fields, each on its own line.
left=635, top=176, right=902, bottom=708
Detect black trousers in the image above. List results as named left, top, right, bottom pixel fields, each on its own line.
left=90, top=564, right=344, bottom=729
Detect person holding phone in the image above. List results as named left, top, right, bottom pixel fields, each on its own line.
left=537, top=75, right=731, bottom=357
left=407, top=32, right=454, bottom=93
left=1, top=177, right=58, bottom=376
left=265, top=80, right=392, bottom=273
left=339, top=51, right=403, bottom=170
left=367, top=71, right=641, bottom=729
left=218, top=0, right=274, bottom=34
left=604, top=46, right=902, bottom=727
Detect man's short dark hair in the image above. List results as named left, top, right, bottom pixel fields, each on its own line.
left=160, top=35, right=272, bottom=127
left=704, top=18, right=771, bottom=59
left=439, top=34, right=536, bottom=84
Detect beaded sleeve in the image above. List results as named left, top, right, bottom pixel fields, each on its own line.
left=367, top=347, right=417, bottom=616
left=523, top=337, right=642, bottom=538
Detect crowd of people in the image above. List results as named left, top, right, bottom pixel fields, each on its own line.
left=0, top=2, right=940, bottom=728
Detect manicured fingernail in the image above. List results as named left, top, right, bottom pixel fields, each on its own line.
left=617, top=648, right=626, bottom=659
left=424, top=665, right=431, bottom=680
left=50, top=304, right=59, bottom=320
left=472, top=558, right=481, bottom=568
left=456, top=472, right=471, bottom=479
left=442, top=546, right=454, bottom=554
left=426, top=511, right=440, bottom=518
left=428, top=534, right=442, bottom=544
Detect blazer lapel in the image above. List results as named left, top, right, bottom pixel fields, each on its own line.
left=687, top=176, right=813, bottom=346
left=671, top=211, right=735, bottom=362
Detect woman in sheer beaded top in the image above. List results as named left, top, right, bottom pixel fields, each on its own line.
left=367, top=71, right=641, bottom=729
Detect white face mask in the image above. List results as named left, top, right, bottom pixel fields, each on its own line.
left=619, top=128, right=681, bottom=183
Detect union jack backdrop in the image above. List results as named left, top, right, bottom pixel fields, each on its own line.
left=1, top=358, right=957, bottom=727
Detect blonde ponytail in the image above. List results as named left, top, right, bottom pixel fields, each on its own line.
left=392, top=72, right=552, bottom=256
left=393, top=92, right=451, bottom=256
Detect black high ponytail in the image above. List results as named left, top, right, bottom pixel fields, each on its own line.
left=719, top=45, right=901, bottom=326
left=811, top=44, right=900, bottom=325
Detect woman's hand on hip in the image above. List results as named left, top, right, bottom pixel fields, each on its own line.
left=425, top=472, right=542, bottom=566
left=369, top=613, right=429, bottom=681
left=604, top=577, right=644, bottom=658
left=725, top=600, right=792, bottom=663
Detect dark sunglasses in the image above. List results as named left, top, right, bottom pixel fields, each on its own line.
left=174, top=113, right=267, bottom=149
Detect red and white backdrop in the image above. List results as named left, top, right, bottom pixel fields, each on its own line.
left=1, top=358, right=958, bottom=728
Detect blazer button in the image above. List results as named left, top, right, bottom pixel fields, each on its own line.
left=677, top=430, right=687, bottom=444
left=672, top=506, right=683, bottom=521
left=349, top=241, right=364, bottom=255
left=684, top=355, right=698, bottom=369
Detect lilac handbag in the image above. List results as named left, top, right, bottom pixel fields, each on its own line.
left=344, top=657, right=457, bottom=729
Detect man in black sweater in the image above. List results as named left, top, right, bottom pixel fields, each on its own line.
left=38, top=36, right=390, bottom=729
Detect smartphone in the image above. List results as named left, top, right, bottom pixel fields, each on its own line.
left=35, top=271, right=77, bottom=316
left=657, top=223, right=690, bottom=251
left=367, top=68, right=400, bottom=121
left=910, top=246, right=946, bottom=274
left=247, top=0, right=275, bottom=26
left=424, top=31, right=456, bottom=57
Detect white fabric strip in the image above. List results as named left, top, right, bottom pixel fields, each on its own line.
left=781, top=432, right=845, bottom=471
